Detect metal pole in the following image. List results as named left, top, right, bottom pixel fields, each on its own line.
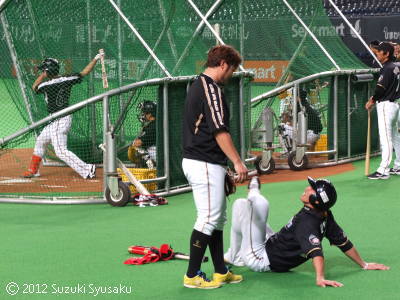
left=347, top=75, right=351, bottom=158
left=103, top=96, right=109, bottom=194
left=239, top=76, right=245, bottom=159
left=282, top=0, right=340, bottom=70
left=26, top=0, right=45, bottom=58
left=187, top=0, right=245, bottom=72
left=163, top=83, right=170, bottom=192
left=173, top=0, right=224, bottom=73
left=1, top=14, right=35, bottom=125
left=239, top=0, right=244, bottom=59
left=117, top=0, right=124, bottom=139
left=158, top=0, right=178, bottom=61
left=0, top=0, right=11, bottom=12
left=108, top=0, right=172, bottom=78
left=328, top=0, right=382, bottom=68
left=86, top=0, right=98, bottom=161
left=292, top=84, right=298, bottom=149
left=333, top=76, right=338, bottom=161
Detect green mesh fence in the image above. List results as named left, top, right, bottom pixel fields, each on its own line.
left=0, top=0, right=375, bottom=198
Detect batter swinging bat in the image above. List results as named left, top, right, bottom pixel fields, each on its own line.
left=365, top=110, right=371, bottom=176
left=99, top=49, right=108, bottom=89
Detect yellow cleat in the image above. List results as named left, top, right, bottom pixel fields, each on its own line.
left=213, top=270, right=243, bottom=285
left=183, top=271, right=221, bottom=289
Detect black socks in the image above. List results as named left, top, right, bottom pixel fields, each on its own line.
left=209, top=230, right=228, bottom=274
left=186, top=229, right=211, bottom=278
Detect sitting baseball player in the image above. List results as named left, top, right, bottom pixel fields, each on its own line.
left=280, top=89, right=323, bottom=151
left=23, top=55, right=102, bottom=179
left=127, top=100, right=157, bottom=169
left=224, top=176, right=389, bottom=287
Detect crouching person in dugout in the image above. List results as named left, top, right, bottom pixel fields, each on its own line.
left=224, top=176, right=389, bottom=287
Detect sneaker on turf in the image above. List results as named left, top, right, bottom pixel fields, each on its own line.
left=367, top=171, right=389, bottom=180
left=183, top=271, right=221, bottom=289
left=389, top=168, right=400, bottom=175
left=213, top=270, right=243, bottom=285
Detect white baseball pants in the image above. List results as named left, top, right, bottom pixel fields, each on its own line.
left=224, top=189, right=273, bottom=272
left=182, top=158, right=226, bottom=236
left=376, top=101, right=400, bottom=175
left=34, top=115, right=92, bottom=178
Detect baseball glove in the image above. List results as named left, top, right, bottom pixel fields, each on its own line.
left=224, top=168, right=236, bottom=196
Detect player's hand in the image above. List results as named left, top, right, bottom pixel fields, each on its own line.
left=94, top=52, right=104, bottom=61
left=133, top=139, right=142, bottom=148
left=316, top=278, right=343, bottom=288
left=365, top=97, right=375, bottom=110
left=233, top=161, right=248, bottom=183
left=363, top=262, right=390, bottom=270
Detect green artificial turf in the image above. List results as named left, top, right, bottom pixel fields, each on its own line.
left=0, top=157, right=398, bottom=299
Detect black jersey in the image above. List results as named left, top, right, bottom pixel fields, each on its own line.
left=182, top=73, right=230, bottom=165
left=265, top=207, right=351, bottom=272
left=376, top=61, right=400, bottom=102
left=36, top=73, right=83, bottom=114
left=139, top=120, right=156, bottom=148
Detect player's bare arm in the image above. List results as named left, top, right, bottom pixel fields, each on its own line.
left=32, top=71, right=47, bottom=92
left=343, top=247, right=390, bottom=270
left=80, top=53, right=103, bottom=77
left=312, top=256, right=343, bottom=288
left=215, top=130, right=248, bottom=183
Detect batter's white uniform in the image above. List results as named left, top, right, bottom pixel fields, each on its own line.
left=224, top=188, right=274, bottom=272
left=34, top=115, right=93, bottom=178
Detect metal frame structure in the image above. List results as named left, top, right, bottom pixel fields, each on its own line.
left=248, top=68, right=379, bottom=169
left=0, top=0, right=383, bottom=204
left=0, top=72, right=253, bottom=204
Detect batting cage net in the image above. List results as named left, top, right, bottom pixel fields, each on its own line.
left=0, top=0, right=376, bottom=200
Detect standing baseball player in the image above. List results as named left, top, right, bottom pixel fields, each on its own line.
left=182, top=45, right=248, bottom=289
left=224, top=176, right=389, bottom=287
left=365, top=42, right=400, bottom=179
left=23, top=54, right=103, bottom=179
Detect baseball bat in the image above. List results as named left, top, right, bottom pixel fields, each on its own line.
left=99, top=49, right=108, bottom=89
left=365, top=110, right=371, bottom=176
left=98, top=143, right=149, bottom=195
left=117, top=157, right=150, bottom=195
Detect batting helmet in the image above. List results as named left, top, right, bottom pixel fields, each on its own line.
left=307, top=176, right=337, bottom=211
left=38, top=58, right=59, bottom=76
left=137, top=100, right=156, bottom=123
left=141, top=101, right=156, bottom=114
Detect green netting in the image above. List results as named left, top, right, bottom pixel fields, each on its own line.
left=327, top=75, right=380, bottom=159
left=0, top=0, right=374, bottom=197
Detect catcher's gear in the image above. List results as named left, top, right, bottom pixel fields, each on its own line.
left=307, top=176, right=337, bottom=211
left=137, top=100, right=156, bottom=123
left=38, top=58, right=59, bottom=76
left=224, top=168, right=236, bottom=196
left=127, top=145, right=154, bottom=168
left=124, top=244, right=174, bottom=265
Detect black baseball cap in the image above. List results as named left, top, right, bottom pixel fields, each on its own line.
left=369, top=40, right=380, bottom=48
left=376, top=42, right=394, bottom=58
